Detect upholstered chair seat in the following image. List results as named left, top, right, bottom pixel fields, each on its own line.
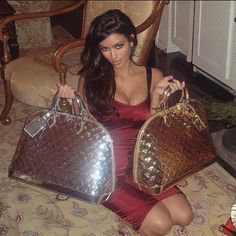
left=5, top=54, right=79, bottom=107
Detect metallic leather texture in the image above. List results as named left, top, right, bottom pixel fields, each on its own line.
left=130, top=88, right=216, bottom=194
left=9, top=94, right=115, bottom=204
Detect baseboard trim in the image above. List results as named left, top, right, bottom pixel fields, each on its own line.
left=193, top=66, right=236, bottom=97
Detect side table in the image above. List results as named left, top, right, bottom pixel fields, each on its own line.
left=0, top=0, right=19, bottom=61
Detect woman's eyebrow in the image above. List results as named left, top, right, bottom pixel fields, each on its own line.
left=100, top=41, right=124, bottom=48
left=114, top=41, right=124, bottom=46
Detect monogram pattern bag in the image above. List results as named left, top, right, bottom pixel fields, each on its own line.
left=9, top=93, right=115, bottom=204
left=126, top=87, right=216, bottom=194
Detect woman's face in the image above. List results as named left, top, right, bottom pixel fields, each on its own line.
left=99, top=33, right=133, bottom=68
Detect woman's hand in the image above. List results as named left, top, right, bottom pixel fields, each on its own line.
left=151, top=75, right=185, bottom=97
left=57, top=83, right=75, bottom=99
left=150, top=75, right=185, bottom=113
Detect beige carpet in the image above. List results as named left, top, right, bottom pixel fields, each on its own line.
left=0, top=80, right=235, bottom=236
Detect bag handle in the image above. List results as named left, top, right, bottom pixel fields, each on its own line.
left=51, top=92, right=88, bottom=118
left=157, top=86, right=206, bottom=131
left=158, top=86, right=189, bottom=111
left=74, top=91, right=88, bottom=117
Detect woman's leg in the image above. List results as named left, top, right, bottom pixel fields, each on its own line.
left=139, top=193, right=193, bottom=236
left=139, top=201, right=173, bottom=236
left=161, top=193, right=193, bottom=226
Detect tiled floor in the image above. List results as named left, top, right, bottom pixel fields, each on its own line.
left=154, top=49, right=236, bottom=178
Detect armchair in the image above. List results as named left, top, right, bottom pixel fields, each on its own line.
left=0, top=0, right=167, bottom=125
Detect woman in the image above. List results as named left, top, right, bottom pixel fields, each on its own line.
left=58, top=9, right=193, bottom=236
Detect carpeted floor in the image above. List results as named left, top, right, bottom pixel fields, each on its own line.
left=0, top=77, right=235, bottom=235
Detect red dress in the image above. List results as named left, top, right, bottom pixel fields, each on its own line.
left=99, top=98, right=182, bottom=230
left=98, top=68, right=182, bottom=230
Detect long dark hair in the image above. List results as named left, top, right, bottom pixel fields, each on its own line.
left=79, top=9, right=137, bottom=117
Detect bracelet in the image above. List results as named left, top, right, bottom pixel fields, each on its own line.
left=151, top=107, right=161, bottom=111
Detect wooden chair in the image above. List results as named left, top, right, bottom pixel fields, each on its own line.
left=0, top=0, right=168, bottom=124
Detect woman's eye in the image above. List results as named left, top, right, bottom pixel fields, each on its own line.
left=115, top=43, right=124, bottom=49
left=101, top=47, right=109, bottom=52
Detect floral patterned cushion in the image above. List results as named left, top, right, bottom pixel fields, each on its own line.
left=6, top=54, right=79, bottom=108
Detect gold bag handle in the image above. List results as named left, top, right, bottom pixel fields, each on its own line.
left=157, top=86, right=206, bottom=131
left=158, top=86, right=190, bottom=111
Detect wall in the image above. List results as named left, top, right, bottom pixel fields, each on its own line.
left=155, top=1, right=236, bottom=92
left=155, top=2, right=179, bottom=53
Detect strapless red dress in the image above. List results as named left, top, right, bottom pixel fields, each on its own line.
left=99, top=99, right=182, bottom=231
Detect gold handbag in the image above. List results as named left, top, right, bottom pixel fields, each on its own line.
left=126, top=87, right=216, bottom=194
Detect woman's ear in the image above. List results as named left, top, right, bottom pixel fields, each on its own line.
left=129, top=33, right=135, bottom=48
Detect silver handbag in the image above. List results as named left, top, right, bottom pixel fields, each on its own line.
left=9, top=92, right=116, bottom=204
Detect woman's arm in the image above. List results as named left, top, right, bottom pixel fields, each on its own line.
left=150, top=68, right=185, bottom=115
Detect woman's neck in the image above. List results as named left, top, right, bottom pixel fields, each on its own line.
left=114, top=60, right=136, bottom=77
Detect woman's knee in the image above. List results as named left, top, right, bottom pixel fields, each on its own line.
left=140, top=217, right=173, bottom=236
left=154, top=217, right=173, bottom=235
left=176, top=204, right=193, bottom=226
left=162, top=194, right=194, bottom=227
left=140, top=205, right=174, bottom=236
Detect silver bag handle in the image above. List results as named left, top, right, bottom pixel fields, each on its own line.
left=74, top=91, right=88, bottom=118
left=51, top=92, right=88, bottom=119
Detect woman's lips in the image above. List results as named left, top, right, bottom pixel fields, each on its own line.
left=112, top=60, right=121, bottom=65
